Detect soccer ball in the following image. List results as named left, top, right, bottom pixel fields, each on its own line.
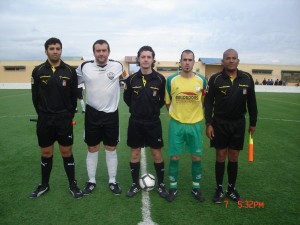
left=139, top=173, right=156, bottom=191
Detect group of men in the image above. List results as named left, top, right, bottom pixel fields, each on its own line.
left=30, top=37, right=257, bottom=204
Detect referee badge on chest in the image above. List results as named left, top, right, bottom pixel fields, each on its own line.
left=62, top=80, right=66, bottom=86
left=243, top=88, right=247, bottom=95
left=153, top=90, right=157, bottom=96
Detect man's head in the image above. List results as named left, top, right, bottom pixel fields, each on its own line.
left=93, top=39, right=110, bottom=65
left=44, top=37, right=62, bottom=50
left=222, top=48, right=240, bottom=73
left=136, top=46, right=156, bottom=69
left=180, top=49, right=195, bottom=73
left=93, top=39, right=110, bottom=53
left=44, top=37, right=62, bottom=64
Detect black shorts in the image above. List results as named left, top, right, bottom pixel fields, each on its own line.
left=211, top=117, right=245, bottom=150
left=84, top=105, right=119, bottom=147
left=37, top=113, right=73, bottom=148
left=127, top=116, right=163, bottom=149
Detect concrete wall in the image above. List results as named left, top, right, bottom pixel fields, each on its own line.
left=254, top=85, right=300, bottom=93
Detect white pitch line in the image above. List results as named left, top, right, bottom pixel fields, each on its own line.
left=0, top=114, right=37, bottom=119
left=137, top=147, right=158, bottom=225
left=258, top=117, right=300, bottom=123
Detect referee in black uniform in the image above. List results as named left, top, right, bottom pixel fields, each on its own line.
left=123, top=46, right=168, bottom=198
left=204, top=48, right=257, bottom=203
left=30, top=37, right=82, bottom=199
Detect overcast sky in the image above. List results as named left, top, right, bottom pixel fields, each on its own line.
left=0, top=0, right=299, bottom=65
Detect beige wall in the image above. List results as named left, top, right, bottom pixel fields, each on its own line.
left=238, top=64, right=300, bottom=85
left=1, top=60, right=299, bottom=85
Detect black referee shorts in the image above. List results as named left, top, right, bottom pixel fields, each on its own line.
left=127, top=116, right=164, bottom=149
left=84, top=105, right=119, bottom=147
left=37, top=113, right=73, bottom=148
left=211, top=117, right=246, bottom=150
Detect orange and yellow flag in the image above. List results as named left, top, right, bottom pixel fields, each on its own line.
left=248, top=134, right=254, bottom=162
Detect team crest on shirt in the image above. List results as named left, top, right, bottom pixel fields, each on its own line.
left=62, top=80, right=66, bottom=86
left=195, top=86, right=201, bottom=92
left=107, top=72, right=115, bottom=80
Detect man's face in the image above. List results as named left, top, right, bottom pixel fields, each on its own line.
left=93, top=43, right=110, bottom=65
left=45, top=43, right=62, bottom=63
left=180, top=52, right=195, bottom=73
left=138, top=51, right=154, bottom=70
left=222, top=50, right=239, bottom=72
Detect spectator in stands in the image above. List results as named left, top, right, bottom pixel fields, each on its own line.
left=262, top=78, right=267, bottom=85
left=274, top=79, right=279, bottom=85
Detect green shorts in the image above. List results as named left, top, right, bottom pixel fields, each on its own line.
left=168, top=118, right=204, bottom=156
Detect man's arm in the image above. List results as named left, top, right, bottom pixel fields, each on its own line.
left=165, top=104, right=170, bottom=112
left=31, top=68, right=39, bottom=114
left=159, top=76, right=166, bottom=108
left=203, top=79, right=214, bottom=126
left=70, top=68, right=78, bottom=116
left=76, top=64, right=84, bottom=85
left=247, top=75, right=258, bottom=135
left=123, top=77, right=132, bottom=107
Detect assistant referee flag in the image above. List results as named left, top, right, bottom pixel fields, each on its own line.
left=248, top=133, right=254, bottom=162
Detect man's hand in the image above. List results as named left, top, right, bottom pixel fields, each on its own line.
left=249, top=126, right=256, bottom=136
left=206, top=125, right=214, bottom=140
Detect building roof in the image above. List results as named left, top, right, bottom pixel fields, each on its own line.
left=199, top=57, right=222, bottom=65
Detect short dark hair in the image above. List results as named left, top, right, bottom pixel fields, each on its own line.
left=44, top=37, right=62, bottom=50
left=223, top=48, right=238, bottom=59
left=136, top=45, right=156, bottom=68
left=180, top=49, right=195, bottom=60
left=93, top=39, right=110, bottom=53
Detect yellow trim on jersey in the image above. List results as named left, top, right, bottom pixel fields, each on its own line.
left=142, top=76, right=146, bottom=87
left=40, top=75, right=51, bottom=78
left=219, top=85, right=230, bottom=88
left=59, top=76, right=71, bottom=80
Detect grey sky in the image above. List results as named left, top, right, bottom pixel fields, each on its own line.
left=0, top=0, right=299, bottom=65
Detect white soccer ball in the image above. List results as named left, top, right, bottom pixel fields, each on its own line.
left=139, top=173, right=156, bottom=191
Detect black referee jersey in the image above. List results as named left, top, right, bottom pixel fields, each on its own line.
left=123, top=70, right=166, bottom=121
left=31, top=60, right=78, bottom=116
left=204, top=69, right=257, bottom=126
